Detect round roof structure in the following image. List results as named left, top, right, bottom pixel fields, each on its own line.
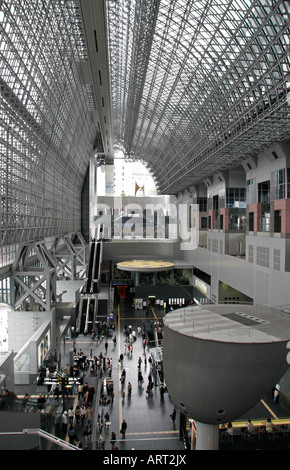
left=116, top=259, right=174, bottom=272
left=163, top=304, right=290, bottom=424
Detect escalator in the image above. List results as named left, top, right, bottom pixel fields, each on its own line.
left=76, top=295, right=98, bottom=335
left=76, top=228, right=103, bottom=335
left=86, top=241, right=96, bottom=294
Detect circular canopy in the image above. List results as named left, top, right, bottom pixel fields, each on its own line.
left=117, top=259, right=174, bottom=272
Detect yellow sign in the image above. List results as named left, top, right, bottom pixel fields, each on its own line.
left=117, top=260, right=174, bottom=272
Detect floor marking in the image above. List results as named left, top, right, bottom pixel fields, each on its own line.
left=260, top=399, right=278, bottom=419
left=118, top=303, right=123, bottom=429
left=127, top=430, right=179, bottom=436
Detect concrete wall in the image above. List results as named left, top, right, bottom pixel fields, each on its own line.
left=181, top=246, right=290, bottom=308
left=8, top=310, right=49, bottom=354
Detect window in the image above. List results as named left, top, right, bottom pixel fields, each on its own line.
left=226, top=188, right=246, bottom=208
left=201, top=217, right=207, bottom=229
left=213, top=195, right=219, bottom=210
left=258, top=181, right=270, bottom=203
left=197, top=197, right=207, bottom=212
left=274, top=210, right=281, bottom=233
left=249, top=212, right=254, bottom=231
left=271, top=169, right=285, bottom=200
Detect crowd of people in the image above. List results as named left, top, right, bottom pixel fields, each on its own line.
left=51, top=318, right=170, bottom=449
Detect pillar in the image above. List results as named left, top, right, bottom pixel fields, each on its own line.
left=195, top=422, right=219, bottom=450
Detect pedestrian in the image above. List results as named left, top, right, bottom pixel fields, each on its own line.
left=68, top=406, right=74, bottom=426
left=105, top=340, right=108, bottom=353
left=78, top=382, right=83, bottom=400
left=120, top=375, right=125, bottom=388
left=37, top=393, right=46, bottom=410
left=54, top=384, right=61, bottom=402
left=128, top=382, right=132, bottom=395
left=113, top=336, right=117, bottom=347
left=75, top=405, right=81, bottom=427
left=170, top=408, right=176, bottom=424
left=68, top=424, right=76, bottom=445
left=160, top=384, right=165, bottom=400
left=120, top=419, right=127, bottom=438
left=62, top=410, right=68, bottom=437
left=83, top=424, right=92, bottom=446
left=85, top=405, right=94, bottom=425
left=138, top=357, right=142, bottom=369
left=75, top=439, right=83, bottom=449
left=54, top=411, right=62, bottom=438
left=110, top=431, right=116, bottom=448
left=21, top=393, right=30, bottom=412
left=80, top=404, right=86, bottom=426
left=88, top=384, right=95, bottom=403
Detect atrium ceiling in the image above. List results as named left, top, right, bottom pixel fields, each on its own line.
left=0, top=0, right=290, bottom=256
left=106, top=0, right=290, bottom=194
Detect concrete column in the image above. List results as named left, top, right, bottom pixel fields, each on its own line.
left=195, top=422, right=219, bottom=450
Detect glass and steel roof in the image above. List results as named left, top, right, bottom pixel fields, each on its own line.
left=107, top=0, right=290, bottom=194
left=0, top=0, right=290, bottom=265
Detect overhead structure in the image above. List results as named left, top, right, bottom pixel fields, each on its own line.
left=107, top=0, right=290, bottom=193
left=0, top=0, right=113, bottom=266
left=0, top=0, right=290, bottom=268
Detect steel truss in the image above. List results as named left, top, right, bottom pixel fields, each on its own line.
left=51, top=232, right=87, bottom=280
left=10, top=232, right=87, bottom=311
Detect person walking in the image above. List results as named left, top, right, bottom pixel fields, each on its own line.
left=75, top=405, right=81, bottom=427
left=110, top=431, right=116, bottom=448
left=120, top=419, right=127, bottom=438
left=85, top=405, right=94, bottom=425
left=62, top=410, right=68, bottom=438
left=68, top=406, right=74, bottom=426
left=170, top=408, right=176, bottom=424
left=80, top=404, right=86, bottom=426
left=83, top=424, right=92, bottom=447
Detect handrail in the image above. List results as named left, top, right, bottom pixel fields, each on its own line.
left=0, top=428, right=80, bottom=450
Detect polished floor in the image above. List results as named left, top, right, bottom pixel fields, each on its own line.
left=13, top=299, right=290, bottom=452
left=63, top=300, right=182, bottom=451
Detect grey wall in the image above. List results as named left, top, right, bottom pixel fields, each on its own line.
left=163, top=324, right=289, bottom=424
left=0, top=411, right=40, bottom=450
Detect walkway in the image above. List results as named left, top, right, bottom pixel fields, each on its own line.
left=64, top=300, right=180, bottom=450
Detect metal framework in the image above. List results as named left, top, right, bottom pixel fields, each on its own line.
left=1, top=0, right=290, bottom=275
left=0, top=0, right=97, bottom=266
left=11, top=240, right=57, bottom=312
left=107, top=0, right=290, bottom=193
